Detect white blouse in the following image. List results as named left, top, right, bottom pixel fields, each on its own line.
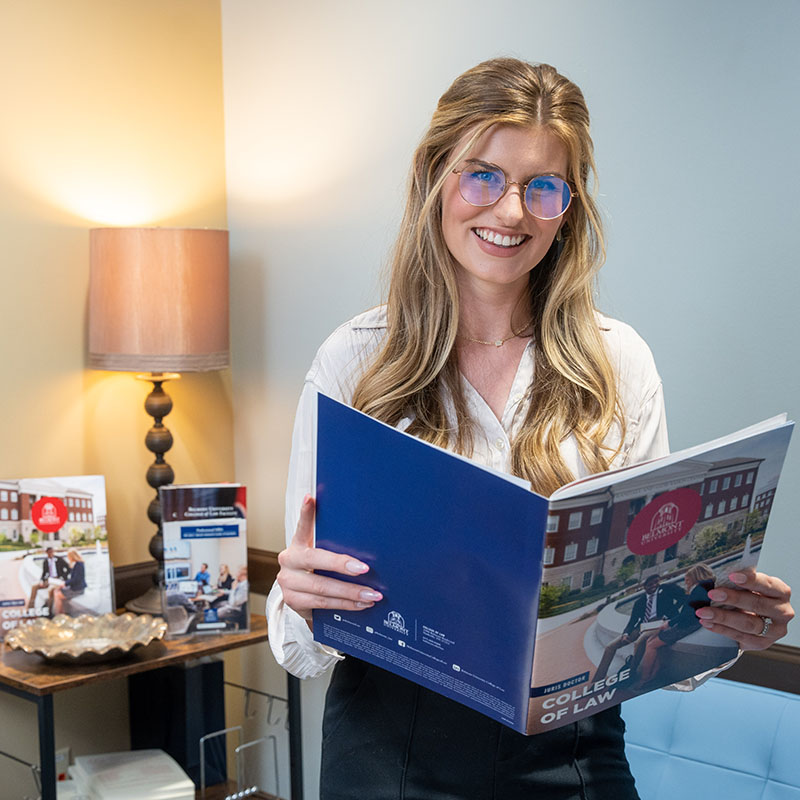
left=266, top=306, right=675, bottom=680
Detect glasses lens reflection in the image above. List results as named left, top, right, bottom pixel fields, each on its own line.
left=458, top=168, right=505, bottom=206
left=458, top=168, right=571, bottom=219
left=525, top=176, right=572, bottom=220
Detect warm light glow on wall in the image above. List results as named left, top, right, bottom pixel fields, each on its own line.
left=0, top=105, right=225, bottom=226
left=1, top=152, right=219, bottom=227
left=221, top=4, right=387, bottom=212
left=0, top=2, right=226, bottom=226
left=224, top=96, right=363, bottom=209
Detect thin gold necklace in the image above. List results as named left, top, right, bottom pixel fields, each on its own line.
left=458, top=318, right=534, bottom=348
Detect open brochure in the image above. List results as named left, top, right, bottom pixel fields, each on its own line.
left=312, top=394, right=793, bottom=734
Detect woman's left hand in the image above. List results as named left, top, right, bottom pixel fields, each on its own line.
left=697, top=568, right=794, bottom=651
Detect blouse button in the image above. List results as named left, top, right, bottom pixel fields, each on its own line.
left=495, top=438, right=506, bottom=450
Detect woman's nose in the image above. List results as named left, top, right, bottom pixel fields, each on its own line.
left=493, top=183, right=526, bottom=225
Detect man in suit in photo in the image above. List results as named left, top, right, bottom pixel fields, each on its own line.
left=591, top=573, right=686, bottom=682
left=25, top=546, right=69, bottom=612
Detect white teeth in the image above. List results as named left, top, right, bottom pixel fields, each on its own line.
left=475, top=228, right=525, bottom=247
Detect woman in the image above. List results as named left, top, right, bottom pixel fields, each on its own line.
left=53, top=549, right=86, bottom=615
left=217, top=563, right=234, bottom=591
left=269, top=59, right=794, bottom=799
left=634, top=564, right=717, bottom=688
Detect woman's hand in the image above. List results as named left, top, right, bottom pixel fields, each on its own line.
left=276, top=495, right=383, bottom=623
left=697, top=568, right=793, bottom=651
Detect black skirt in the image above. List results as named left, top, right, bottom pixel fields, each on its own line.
left=320, top=658, right=641, bottom=800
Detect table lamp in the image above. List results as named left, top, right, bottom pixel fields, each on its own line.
left=88, top=227, right=230, bottom=614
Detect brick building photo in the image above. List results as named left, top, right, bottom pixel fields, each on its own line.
left=0, top=478, right=100, bottom=547
left=541, top=455, right=764, bottom=603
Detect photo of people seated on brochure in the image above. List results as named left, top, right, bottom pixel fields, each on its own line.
left=0, top=476, right=113, bottom=639
left=590, top=564, right=731, bottom=689
left=529, top=558, right=742, bottom=731
left=164, top=560, right=249, bottom=635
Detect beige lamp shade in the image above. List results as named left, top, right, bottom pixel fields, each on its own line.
left=88, top=227, right=230, bottom=372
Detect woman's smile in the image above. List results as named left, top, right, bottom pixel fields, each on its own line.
left=473, top=227, right=530, bottom=249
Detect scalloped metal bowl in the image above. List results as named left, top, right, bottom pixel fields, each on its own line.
left=4, top=612, right=167, bottom=664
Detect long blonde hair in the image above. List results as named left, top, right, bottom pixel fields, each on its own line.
left=352, top=58, right=624, bottom=495
left=685, top=563, right=716, bottom=589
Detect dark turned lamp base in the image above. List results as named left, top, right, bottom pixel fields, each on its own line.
left=125, top=585, right=166, bottom=615
left=125, top=373, right=179, bottom=615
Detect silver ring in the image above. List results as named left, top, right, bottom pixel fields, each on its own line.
left=758, top=616, right=773, bottom=637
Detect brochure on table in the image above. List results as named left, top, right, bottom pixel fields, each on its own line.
left=70, top=749, right=194, bottom=800
left=312, top=394, right=793, bottom=734
left=161, top=483, right=249, bottom=636
left=0, top=474, right=113, bottom=640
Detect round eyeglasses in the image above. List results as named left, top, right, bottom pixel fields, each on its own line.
left=452, top=164, right=573, bottom=220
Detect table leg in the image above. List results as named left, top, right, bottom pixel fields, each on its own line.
left=37, top=694, right=56, bottom=800
left=287, top=674, right=303, bottom=800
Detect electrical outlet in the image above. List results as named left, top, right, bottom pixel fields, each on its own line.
left=55, top=746, right=71, bottom=782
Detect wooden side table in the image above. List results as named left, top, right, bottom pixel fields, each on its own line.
left=0, top=615, right=302, bottom=800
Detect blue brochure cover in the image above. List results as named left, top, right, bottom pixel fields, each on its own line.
left=313, top=393, right=549, bottom=732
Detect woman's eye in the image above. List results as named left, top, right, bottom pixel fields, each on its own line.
left=469, top=170, right=501, bottom=185
left=531, top=177, right=557, bottom=192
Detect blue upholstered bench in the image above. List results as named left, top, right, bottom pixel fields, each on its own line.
left=623, top=677, right=800, bottom=799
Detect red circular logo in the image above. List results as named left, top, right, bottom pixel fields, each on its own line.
left=626, top=488, right=702, bottom=555
left=31, top=497, right=68, bottom=533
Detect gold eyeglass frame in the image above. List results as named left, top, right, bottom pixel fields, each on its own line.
left=452, top=164, right=574, bottom=220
